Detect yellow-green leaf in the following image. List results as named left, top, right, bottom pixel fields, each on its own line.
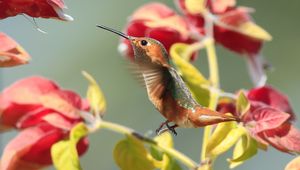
left=185, top=0, right=206, bottom=14
left=170, top=43, right=210, bottom=106
left=51, top=123, right=88, bottom=170
left=151, top=132, right=174, bottom=160
left=228, top=134, right=258, bottom=169
left=208, top=126, right=247, bottom=157
left=239, top=22, right=272, bottom=41
left=161, top=154, right=182, bottom=170
left=218, top=20, right=272, bottom=41
left=82, top=71, right=106, bottom=116
left=236, top=91, right=250, bottom=116
left=257, top=141, right=268, bottom=151
left=206, top=121, right=237, bottom=154
left=154, top=131, right=174, bottom=148
left=285, top=156, right=300, bottom=170
left=114, top=135, right=156, bottom=170
left=150, top=132, right=182, bottom=170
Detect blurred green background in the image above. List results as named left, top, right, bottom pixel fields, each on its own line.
left=1, top=0, right=300, bottom=169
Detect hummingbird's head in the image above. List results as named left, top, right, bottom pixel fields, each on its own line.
left=97, top=25, right=170, bottom=66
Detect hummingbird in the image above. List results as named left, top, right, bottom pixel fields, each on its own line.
left=97, top=25, right=239, bottom=135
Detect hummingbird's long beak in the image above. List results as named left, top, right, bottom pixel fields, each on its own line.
left=96, top=24, right=132, bottom=40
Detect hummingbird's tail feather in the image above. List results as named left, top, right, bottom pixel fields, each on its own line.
left=189, top=107, right=239, bottom=127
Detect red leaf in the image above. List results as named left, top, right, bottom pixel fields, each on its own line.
left=120, top=2, right=196, bottom=60
left=207, top=0, right=236, bottom=14
left=216, top=99, right=237, bottom=116
left=147, top=27, right=197, bottom=60
left=175, top=0, right=236, bottom=14
left=130, top=2, right=175, bottom=20
left=248, top=86, right=295, bottom=119
left=0, top=33, right=30, bottom=67
left=214, top=26, right=263, bottom=56
left=0, top=0, right=72, bottom=21
left=244, top=106, right=290, bottom=134
left=0, top=103, right=41, bottom=131
left=178, top=2, right=268, bottom=56
left=259, top=123, right=300, bottom=154
left=213, top=8, right=264, bottom=56
left=0, top=123, right=89, bottom=170
left=0, top=76, right=84, bottom=118
left=16, top=108, right=81, bottom=130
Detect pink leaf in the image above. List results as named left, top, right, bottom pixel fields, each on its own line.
left=0, top=33, right=30, bottom=67
left=0, top=76, right=89, bottom=131
left=0, top=76, right=84, bottom=119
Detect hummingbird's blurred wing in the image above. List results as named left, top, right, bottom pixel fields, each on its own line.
left=130, top=60, right=170, bottom=109
left=141, top=64, right=169, bottom=108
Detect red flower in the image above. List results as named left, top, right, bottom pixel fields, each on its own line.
left=217, top=86, right=300, bottom=154
left=0, top=33, right=30, bottom=67
left=176, top=0, right=236, bottom=15
left=0, top=76, right=89, bottom=170
left=119, top=2, right=196, bottom=60
left=206, top=0, right=236, bottom=14
left=176, top=0, right=271, bottom=56
left=0, top=0, right=73, bottom=21
left=0, top=123, right=88, bottom=170
left=176, top=0, right=272, bottom=85
left=0, top=76, right=88, bottom=131
left=245, top=86, right=300, bottom=154
left=247, top=86, right=294, bottom=118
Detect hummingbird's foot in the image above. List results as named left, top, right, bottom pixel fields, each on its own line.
left=156, top=121, right=178, bottom=136
left=166, top=123, right=178, bottom=136
left=156, top=121, right=169, bottom=135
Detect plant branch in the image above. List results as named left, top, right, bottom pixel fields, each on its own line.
left=200, top=10, right=220, bottom=170
left=206, top=38, right=219, bottom=88
left=91, top=120, right=199, bottom=170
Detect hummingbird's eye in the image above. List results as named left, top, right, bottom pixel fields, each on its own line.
left=140, top=40, right=148, bottom=46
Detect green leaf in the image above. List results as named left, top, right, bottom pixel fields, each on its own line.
left=51, top=123, right=89, bottom=170
left=170, top=43, right=210, bottom=106
left=236, top=91, right=250, bottom=116
left=150, top=132, right=182, bottom=170
left=206, top=121, right=237, bottom=154
left=114, top=135, right=156, bottom=170
left=82, top=70, right=106, bottom=116
left=208, top=126, right=247, bottom=157
left=228, top=134, right=258, bottom=169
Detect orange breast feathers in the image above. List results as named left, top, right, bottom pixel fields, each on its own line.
left=145, top=44, right=170, bottom=67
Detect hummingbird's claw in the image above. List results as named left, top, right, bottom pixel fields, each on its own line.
left=155, top=121, right=178, bottom=136
left=166, top=124, right=178, bottom=136
left=156, top=121, right=167, bottom=134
